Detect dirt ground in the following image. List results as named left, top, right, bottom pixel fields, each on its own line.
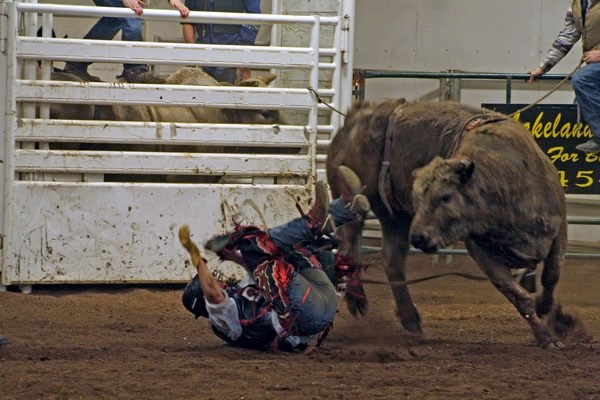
left=1, top=253, right=599, bottom=400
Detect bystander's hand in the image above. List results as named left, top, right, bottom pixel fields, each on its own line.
left=527, top=66, right=545, bottom=83
left=168, top=0, right=190, bottom=18
left=583, top=50, right=600, bottom=64
left=123, top=0, right=144, bottom=16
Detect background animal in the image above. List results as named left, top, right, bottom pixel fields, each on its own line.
left=409, top=115, right=576, bottom=348
left=99, top=67, right=283, bottom=125
left=51, top=67, right=286, bottom=182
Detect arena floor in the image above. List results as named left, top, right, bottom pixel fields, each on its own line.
left=1, top=253, right=598, bottom=399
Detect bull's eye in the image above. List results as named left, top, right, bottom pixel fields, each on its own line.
left=440, top=194, right=452, bottom=204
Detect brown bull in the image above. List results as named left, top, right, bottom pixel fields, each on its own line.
left=326, top=100, right=579, bottom=348
left=97, top=67, right=283, bottom=125
left=409, top=117, right=571, bottom=348
left=75, top=67, right=285, bottom=182
left=46, top=71, right=96, bottom=121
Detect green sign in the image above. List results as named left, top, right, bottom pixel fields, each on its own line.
left=482, top=104, right=599, bottom=195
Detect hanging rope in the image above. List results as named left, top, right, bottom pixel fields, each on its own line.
left=507, top=58, right=584, bottom=117
left=307, top=85, right=347, bottom=117
left=360, top=271, right=489, bottom=287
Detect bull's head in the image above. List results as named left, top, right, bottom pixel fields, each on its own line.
left=235, top=74, right=286, bottom=125
left=409, top=157, right=475, bottom=253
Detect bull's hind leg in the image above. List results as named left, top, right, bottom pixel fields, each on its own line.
left=536, top=234, right=565, bottom=317
left=466, top=240, right=563, bottom=349
left=379, top=212, right=422, bottom=335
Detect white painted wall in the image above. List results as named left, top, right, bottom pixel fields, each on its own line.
left=354, top=0, right=581, bottom=105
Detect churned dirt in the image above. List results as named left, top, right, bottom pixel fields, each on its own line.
left=1, top=253, right=599, bottom=400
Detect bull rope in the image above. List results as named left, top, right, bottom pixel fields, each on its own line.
left=360, top=271, right=488, bottom=287
left=450, top=113, right=508, bottom=156
left=378, top=103, right=408, bottom=216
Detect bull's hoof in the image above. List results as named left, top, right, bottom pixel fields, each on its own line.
left=402, top=321, right=423, bottom=335
left=540, top=339, right=565, bottom=350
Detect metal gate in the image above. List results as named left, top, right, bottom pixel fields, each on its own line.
left=0, top=1, right=354, bottom=286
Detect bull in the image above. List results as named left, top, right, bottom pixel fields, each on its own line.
left=97, top=67, right=283, bottom=125
left=327, top=100, right=580, bottom=348
left=409, top=117, right=569, bottom=348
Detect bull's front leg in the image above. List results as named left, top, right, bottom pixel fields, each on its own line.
left=379, top=212, right=422, bottom=335
left=466, top=240, right=564, bottom=349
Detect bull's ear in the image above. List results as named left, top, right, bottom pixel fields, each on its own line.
left=457, top=159, right=475, bottom=184
left=258, top=73, right=277, bottom=85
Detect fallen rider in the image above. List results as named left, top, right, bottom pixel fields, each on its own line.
left=180, top=166, right=370, bottom=353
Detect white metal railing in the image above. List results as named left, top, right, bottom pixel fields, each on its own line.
left=0, top=1, right=353, bottom=286
left=3, top=1, right=350, bottom=183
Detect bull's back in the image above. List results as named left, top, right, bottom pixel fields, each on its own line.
left=458, top=119, right=567, bottom=257
left=328, top=101, right=492, bottom=215
left=462, top=118, right=565, bottom=212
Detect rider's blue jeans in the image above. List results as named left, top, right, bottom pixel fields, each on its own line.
left=268, top=198, right=353, bottom=250
left=266, top=197, right=354, bottom=335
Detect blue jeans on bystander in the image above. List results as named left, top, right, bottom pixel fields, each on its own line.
left=572, top=62, right=600, bottom=151
left=65, top=0, right=146, bottom=75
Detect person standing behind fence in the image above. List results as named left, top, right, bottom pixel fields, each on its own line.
left=528, top=0, right=600, bottom=153
left=63, top=0, right=189, bottom=83
left=169, top=0, right=261, bottom=83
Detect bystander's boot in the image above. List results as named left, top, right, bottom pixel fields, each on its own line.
left=575, top=138, right=600, bottom=152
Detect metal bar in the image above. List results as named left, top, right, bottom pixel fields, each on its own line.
left=16, top=80, right=314, bottom=109
left=338, top=0, right=355, bottom=131
left=361, top=70, right=570, bottom=81
left=18, top=37, right=316, bottom=69
left=1, top=1, right=18, bottom=285
left=15, top=119, right=310, bottom=147
left=15, top=3, right=340, bottom=25
left=568, top=217, right=600, bottom=225
left=308, top=16, right=320, bottom=131
left=15, top=150, right=312, bottom=177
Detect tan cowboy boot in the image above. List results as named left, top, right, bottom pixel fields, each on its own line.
left=307, top=181, right=335, bottom=235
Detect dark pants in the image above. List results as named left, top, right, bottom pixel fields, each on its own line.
left=65, top=0, right=146, bottom=74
